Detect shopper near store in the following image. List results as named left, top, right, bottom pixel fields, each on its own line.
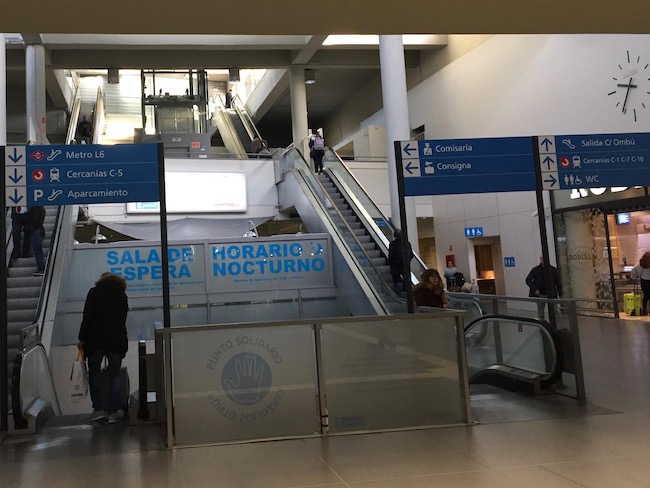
left=526, top=254, right=562, bottom=319
left=630, top=252, right=650, bottom=315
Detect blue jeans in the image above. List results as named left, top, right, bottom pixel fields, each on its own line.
left=30, top=229, right=45, bottom=271
left=87, top=351, right=123, bottom=414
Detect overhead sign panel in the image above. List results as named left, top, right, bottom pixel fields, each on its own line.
left=538, top=132, right=650, bottom=190
left=399, top=138, right=536, bottom=196
left=4, top=143, right=159, bottom=206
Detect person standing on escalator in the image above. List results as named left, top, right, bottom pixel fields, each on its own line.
left=309, top=132, right=325, bottom=175
left=27, top=206, right=46, bottom=276
left=76, top=115, right=93, bottom=144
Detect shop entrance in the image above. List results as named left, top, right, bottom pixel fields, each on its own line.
left=554, top=206, right=650, bottom=319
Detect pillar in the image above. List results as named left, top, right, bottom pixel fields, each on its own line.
left=379, top=35, right=419, bottom=253
left=25, top=43, right=46, bottom=144
left=289, top=67, right=310, bottom=160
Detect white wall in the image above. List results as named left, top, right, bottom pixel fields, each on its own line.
left=348, top=34, right=650, bottom=297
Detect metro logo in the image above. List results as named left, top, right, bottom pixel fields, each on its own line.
left=29, top=150, right=47, bottom=161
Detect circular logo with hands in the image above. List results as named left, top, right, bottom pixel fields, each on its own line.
left=221, top=353, right=272, bottom=405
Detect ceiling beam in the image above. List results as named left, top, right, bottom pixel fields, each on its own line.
left=4, top=1, right=650, bottom=35
left=291, top=35, right=328, bottom=64
left=44, top=49, right=417, bottom=70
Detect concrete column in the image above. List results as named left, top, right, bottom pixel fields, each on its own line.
left=564, top=209, right=598, bottom=309
left=379, top=35, right=419, bottom=252
left=25, top=43, right=47, bottom=144
left=289, top=67, right=310, bottom=161
left=0, top=34, right=6, bottom=145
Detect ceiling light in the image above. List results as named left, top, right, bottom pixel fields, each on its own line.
left=305, top=69, right=316, bottom=85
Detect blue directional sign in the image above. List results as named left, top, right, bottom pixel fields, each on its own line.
left=464, top=227, right=484, bottom=238
left=538, top=132, right=650, bottom=190
left=504, top=256, right=516, bottom=267
left=399, top=137, right=536, bottom=196
left=4, top=144, right=159, bottom=206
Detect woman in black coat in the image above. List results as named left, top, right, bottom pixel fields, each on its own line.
left=78, top=272, right=129, bottom=423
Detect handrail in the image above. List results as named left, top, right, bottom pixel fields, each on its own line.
left=464, top=313, right=563, bottom=387
left=281, top=148, right=405, bottom=313
left=32, top=205, right=66, bottom=345
left=232, top=94, right=262, bottom=143
left=92, top=86, right=105, bottom=144
left=214, top=95, right=248, bottom=157
left=65, top=85, right=82, bottom=144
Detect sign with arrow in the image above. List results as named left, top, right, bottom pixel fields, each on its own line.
left=539, top=132, right=650, bottom=190
left=4, top=144, right=160, bottom=206
left=398, top=137, right=536, bottom=196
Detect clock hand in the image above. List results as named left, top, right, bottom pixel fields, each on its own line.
left=622, top=78, right=634, bottom=114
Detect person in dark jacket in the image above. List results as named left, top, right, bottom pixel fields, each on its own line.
left=526, top=255, right=562, bottom=319
left=413, top=268, right=449, bottom=308
left=388, top=229, right=413, bottom=294
left=27, top=206, right=46, bottom=276
left=10, top=206, right=30, bottom=260
left=76, top=115, right=93, bottom=144
left=78, top=272, right=129, bottom=423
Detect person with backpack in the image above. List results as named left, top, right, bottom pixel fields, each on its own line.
left=309, top=132, right=325, bottom=174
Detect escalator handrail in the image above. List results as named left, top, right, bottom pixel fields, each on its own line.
left=464, top=313, right=564, bottom=386
left=232, top=94, right=263, bottom=143
left=65, top=85, right=82, bottom=144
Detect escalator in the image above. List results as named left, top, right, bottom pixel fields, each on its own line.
left=278, top=146, right=437, bottom=315
left=227, top=112, right=252, bottom=153
left=6, top=94, right=84, bottom=428
left=278, top=149, right=406, bottom=315
left=464, top=314, right=563, bottom=393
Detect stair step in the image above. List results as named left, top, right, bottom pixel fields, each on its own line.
left=8, top=287, right=42, bottom=299
left=7, top=276, right=44, bottom=288
left=7, top=297, right=40, bottom=311
left=8, top=310, right=37, bottom=323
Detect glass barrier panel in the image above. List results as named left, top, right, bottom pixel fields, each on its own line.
left=170, top=324, right=319, bottom=445
left=446, top=293, right=485, bottom=325
left=321, top=315, right=466, bottom=432
left=465, top=319, right=551, bottom=376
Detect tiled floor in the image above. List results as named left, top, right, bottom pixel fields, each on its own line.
left=2, top=315, right=650, bottom=487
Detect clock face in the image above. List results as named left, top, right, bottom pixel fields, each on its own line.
left=609, top=50, right=650, bottom=122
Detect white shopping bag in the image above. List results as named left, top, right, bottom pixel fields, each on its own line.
left=70, top=350, right=88, bottom=403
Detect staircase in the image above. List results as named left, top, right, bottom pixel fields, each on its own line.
left=7, top=206, right=57, bottom=394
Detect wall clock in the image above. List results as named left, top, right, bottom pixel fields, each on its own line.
left=609, top=50, right=650, bottom=122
